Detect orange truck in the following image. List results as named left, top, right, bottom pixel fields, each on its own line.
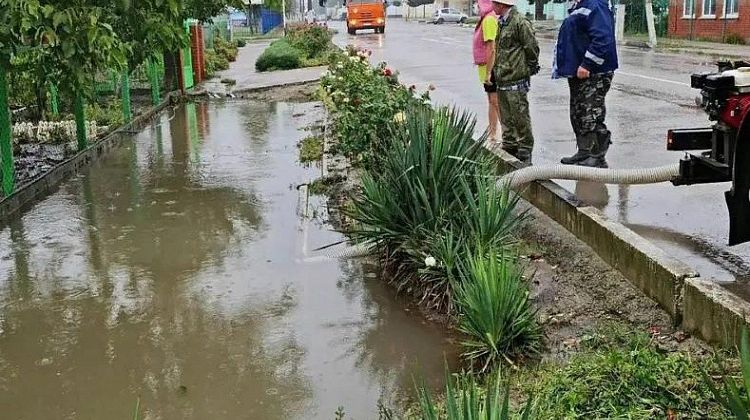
left=346, top=0, right=386, bottom=34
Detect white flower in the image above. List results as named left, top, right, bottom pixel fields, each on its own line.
left=424, top=256, right=436, bottom=267
left=336, top=63, right=344, bottom=69
left=393, top=112, right=406, bottom=124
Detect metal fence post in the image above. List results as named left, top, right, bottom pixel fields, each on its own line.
left=147, top=57, right=161, bottom=105
left=74, top=94, right=88, bottom=150
left=49, top=84, right=59, bottom=116
left=0, top=66, right=14, bottom=196
left=121, top=70, right=132, bottom=122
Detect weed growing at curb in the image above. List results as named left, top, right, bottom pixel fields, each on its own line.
left=298, top=135, right=323, bottom=163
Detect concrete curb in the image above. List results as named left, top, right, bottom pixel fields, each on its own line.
left=0, top=94, right=175, bottom=222
left=682, top=278, right=750, bottom=347
left=492, top=147, right=747, bottom=348
left=232, top=78, right=322, bottom=95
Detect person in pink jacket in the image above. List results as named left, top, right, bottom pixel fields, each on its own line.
left=473, top=0, right=500, bottom=144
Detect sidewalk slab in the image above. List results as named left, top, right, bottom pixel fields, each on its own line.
left=199, top=42, right=325, bottom=95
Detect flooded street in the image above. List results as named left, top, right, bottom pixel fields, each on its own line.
left=0, top=100, right=456, bottom=419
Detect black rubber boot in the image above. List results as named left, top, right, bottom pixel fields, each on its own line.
left=577, top=155, right=609, bottom=168
left=576, top=133, right=608, bottom=168
left=560, top=134, right=592, bottom=165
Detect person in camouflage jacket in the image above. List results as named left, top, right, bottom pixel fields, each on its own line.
left=492, top=0, right=540, bottom=162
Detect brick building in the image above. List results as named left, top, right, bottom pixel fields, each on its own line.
left=668, top=0, right=750, bottom=42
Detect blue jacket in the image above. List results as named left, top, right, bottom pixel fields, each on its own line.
left=554, top=0, right=618, bottom=77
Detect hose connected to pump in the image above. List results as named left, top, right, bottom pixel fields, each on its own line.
left=498, top=163, right=681, bottom=189
left=301, top=163, right=682, bottom=262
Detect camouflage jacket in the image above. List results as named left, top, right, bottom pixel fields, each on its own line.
left=494, top=7, right=540, bottom=86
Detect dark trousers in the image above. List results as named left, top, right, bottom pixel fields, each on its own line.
left=568, top=73, right=613, bottom=154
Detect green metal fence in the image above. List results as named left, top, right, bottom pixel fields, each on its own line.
left=0, top=54, right=170, bottom=198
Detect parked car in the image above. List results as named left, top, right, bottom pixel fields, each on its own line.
left=432, top=8, right=468, bottom=24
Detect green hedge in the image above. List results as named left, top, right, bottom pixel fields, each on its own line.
left=255, top=40, right=303, bottom=72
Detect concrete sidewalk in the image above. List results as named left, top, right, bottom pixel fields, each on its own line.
left=531, top=19, right=748, bottom=60
left=197, top=41, right=325, bottom=95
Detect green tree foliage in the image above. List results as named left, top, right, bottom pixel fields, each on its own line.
left=0, top=0, right=43, bottom=65
left=97, top=0, right=185, bottom=69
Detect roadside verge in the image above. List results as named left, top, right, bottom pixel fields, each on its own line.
left=493, top=149, right=750, bottom=348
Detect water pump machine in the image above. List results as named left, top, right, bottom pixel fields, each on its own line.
left=668, top=61, right=750, bottom=245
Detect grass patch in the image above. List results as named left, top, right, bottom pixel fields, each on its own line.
left=517, top=324, right=730, bottom=419
left=298, top=135, right=324, bottom=163
left=308, top=175, right=345, bottom=196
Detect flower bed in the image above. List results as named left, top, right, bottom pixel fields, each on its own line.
left=319, top=45, right=537, bottom=370
left=11, top=120, right=107, bottom=186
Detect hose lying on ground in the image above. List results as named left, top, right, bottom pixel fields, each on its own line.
left=301, top=242, right=374, bottom=263
left=498, top=163, right=681, bottom=189
left=302, top=163, right=682, bottom=262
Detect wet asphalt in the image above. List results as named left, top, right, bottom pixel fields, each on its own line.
left=333, top=19, right=750, bottom=298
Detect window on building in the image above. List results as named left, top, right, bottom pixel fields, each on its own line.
left=702, top=0, right=716, bottom=16
left=724, top=0, right=739, bottom=17
left=683, top=0, right=696, bottom=17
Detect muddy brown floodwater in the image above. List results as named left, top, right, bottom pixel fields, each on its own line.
left=0, top=101, right=457, bottom=420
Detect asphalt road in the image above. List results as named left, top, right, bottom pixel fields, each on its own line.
left=332, top=19, right=750, bottom=298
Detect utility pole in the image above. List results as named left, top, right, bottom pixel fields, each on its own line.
left=282, top=0, right=287, bottom=34
left=645, top=0, right=657, bottom=48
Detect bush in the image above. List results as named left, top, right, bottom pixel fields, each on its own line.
left=235, top=38, right=247, bottom=48
left=214, top=36, right=239, bottom=62
left=725, top=33, right=747, bottom=45
left=204, top=49, right=230, bottom=77
left=286, top=23, right=333, bottom=59
left=86, top=100, right=124, bottom=127
left=320, top=47, right=429, bottom=161
left=255, top=39, right=303, bottom=72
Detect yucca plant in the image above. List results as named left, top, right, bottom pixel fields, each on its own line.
left=705, top=329, right=750, bottom=419
left=347, top=107, right=525, bottom=310
left=416, top=370, right=533, bottom=420
left=453, top=249, right=540, bottom=371
left=349, top=106, right=489, bottom=247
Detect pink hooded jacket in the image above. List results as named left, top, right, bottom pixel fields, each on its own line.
left=472, top=0, right=496, bottom=65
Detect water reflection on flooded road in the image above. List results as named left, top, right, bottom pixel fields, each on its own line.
left=0, top=100, right=456, bottom=419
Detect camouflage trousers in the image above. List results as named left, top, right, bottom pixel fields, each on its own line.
left=498, top=90, right=534, bottom=153
left=568, top=73, right=613, bottom=154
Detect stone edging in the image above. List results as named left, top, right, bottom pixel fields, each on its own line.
left=493, top=149, right=750, bottom=348
left=0, top=94, right=176, bottom=222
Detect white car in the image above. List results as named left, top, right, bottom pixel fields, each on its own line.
left=432, top=8, right=468, bottom=24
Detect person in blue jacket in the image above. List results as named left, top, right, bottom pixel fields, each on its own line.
left=553, top=0, right=618, bottom=168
